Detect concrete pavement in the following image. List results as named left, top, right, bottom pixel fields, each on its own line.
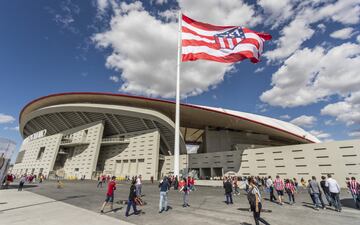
left=1, top=180, right=360, bottom=225
left=0, top=188, right=133, bottom=225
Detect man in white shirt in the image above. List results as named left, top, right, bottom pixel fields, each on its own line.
left=325, top=174, right=341, bottom=212
left=266, top=176, right=276, bottom=202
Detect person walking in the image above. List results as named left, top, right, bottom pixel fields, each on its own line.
left=325, top=174, right=342, bottom=212
left=266, top=176, right=276, bottom=202
left=18, top=175, right=26, bottom=191
left=285, top=179, right=296, bottom=204
left=349, top=177, right=360, bottom=209
left=100, top=176, right=116, bottom=213
left=136, top=175, right=142, bottom=197
left=125, top=179, right=141, bottom=217
left=179, top=178, right=190, bottom=207
left=223, top=178, right=233, bottom=204
left=173, top=175, right=179, bottom=190
left=233, top=177, right=241, bottom=195
left=320, top=176, right=332, bottom=207
left=273, top=175, right=285, bottom=205
left=247, top=177, right=270, bottom=225
left=97, top=175, right=103, bottom=188
left=308, top=176, right=322, bottom=210
left=159, top=176, right=170, bottom=213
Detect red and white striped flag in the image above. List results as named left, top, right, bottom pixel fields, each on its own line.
left=181, top=14, right=272, bottom=63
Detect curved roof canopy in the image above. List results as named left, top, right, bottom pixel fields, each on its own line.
left=20, top=92, right=320, bottom=144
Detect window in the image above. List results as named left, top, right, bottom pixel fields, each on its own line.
left=292, top=150, right=302, bottom=152
left=227, top=161, right=234, bottom=163
left=256, top=159, right=265, bottom=161
left=257, top=166, right=266, bottom=168
left=241, top=160, right=248, bottom=162
left=316, top=156, right=329, bottom=158
left=275, top=165, right=285, bottom=168
left=342, top=154, right=357, bottom=157
left=75, top=168, right=79, bottom=171
left=274, top=158, right=283, bottom=160
left=297, top=173, right=309, bottom=175
left=273, top=151, right=282, bottom=154
left=294, top=157, right=305, bottom=159
left=339, top=146, right=353, bottom=149
left=314, top=148, right=326, bottom=151
left=255, top=152, right=264, bottom=155
left=138, top=159, right=145, bottom=162
left=345, top=164, right=356, bottom=166
left=296, top=165, right=307, bottom=167
left=319, top=164, right=331, bottom=167
left=37, top=147, right=45, bottom=160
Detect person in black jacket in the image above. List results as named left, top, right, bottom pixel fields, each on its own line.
left=125, top=180, right=140, bottom=217
left=224, top=178, right=233, bottom=204
left=159, top=176, right=170, bottom=213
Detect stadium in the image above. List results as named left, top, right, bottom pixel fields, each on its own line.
left=12, top=92, right=359, bottom=185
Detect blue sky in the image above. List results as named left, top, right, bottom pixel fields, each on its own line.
left=0, top=0, right=359, bottom=162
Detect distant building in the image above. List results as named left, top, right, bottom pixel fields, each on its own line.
left=0, top=137, right=16, bottom=183
left=12, top=92, right=359, bottom=186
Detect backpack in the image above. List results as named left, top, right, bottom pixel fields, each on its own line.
left=247, top=187, right=256, bottom=208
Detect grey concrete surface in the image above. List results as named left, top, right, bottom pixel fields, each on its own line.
left=2, top=180, right=360, bottom=225
left=0, top=188, right=133, bottom=225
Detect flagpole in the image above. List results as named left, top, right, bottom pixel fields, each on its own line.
left=174, top=11, right=182, bottom=177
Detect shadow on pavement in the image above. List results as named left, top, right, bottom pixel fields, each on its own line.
left=341, top=198, right=360, bottom=210
left=1, top=184, right=38, bottom=190
left=0, top=194, right=88, bottom=212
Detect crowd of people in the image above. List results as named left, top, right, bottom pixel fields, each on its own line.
left=4, top=171, right=359, bottom=224
left=1, top=173, right=45, bottom=190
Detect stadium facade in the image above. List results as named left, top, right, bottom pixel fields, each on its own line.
left=12, top=92, right=359, bottom=186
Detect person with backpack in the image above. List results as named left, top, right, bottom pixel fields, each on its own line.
left=273, top=175, right=285, bottom=205
left=247, top=177, right=270, bottom=225
left=159, top=176, right=170, bottom=213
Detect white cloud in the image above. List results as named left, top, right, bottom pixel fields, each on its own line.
left=321, top=91, right=360, bottom=126
left=261, top=42, right=360, bottom=107
left=0, top=113, right=15, bottom=124
left=109, top=75, right=120, bottom=83
left=4, top=126, right=19, bottom=131
left=93, top=1, right=247, bottom=98
left=257, top=0, right=295, bottom=29
left=279, top=114, right=291, bottom=120
left=348, top=130, right=360, bottom=138
left=330, top=27, right=355, bottom=40
left=324, top=120, right=335, bottom=126
left=265, top=0, right=360, bottom=62
left=179, top=0, right=262, bottom=27
left=254, top=67, right=265, bottom=73
left=309, top=130, right=331, bottom=140
left=317, top=23, right=326, bottom=33
left=290, top=115, right=317, bottom=128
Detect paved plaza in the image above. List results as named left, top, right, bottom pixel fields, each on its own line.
left=1, top=180, right=359, bottom=225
